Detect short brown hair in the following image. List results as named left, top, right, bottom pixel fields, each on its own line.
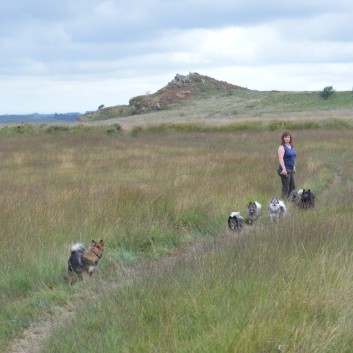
left=281, top=131, right=293, bottom=146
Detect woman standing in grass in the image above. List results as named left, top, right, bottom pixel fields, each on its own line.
left=277, top=131, right=297, bottom=199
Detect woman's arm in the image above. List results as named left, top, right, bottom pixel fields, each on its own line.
left=278, top=145, right=287, bottom=175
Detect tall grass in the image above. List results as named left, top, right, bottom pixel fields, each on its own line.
left=81, top=89, right=353, bottom=124
left=2, top=127, right=353, bottom=352
left=131, top=118, right=353, bottom=134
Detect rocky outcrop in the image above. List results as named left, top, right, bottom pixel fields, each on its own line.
left=80, top=73, right=243, bottom=120
left=128, top=72, right=240, bottom=114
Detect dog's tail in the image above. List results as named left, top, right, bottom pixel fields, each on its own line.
left=70, top=243, right=85, bottom=253
left=230, top=211, right=243, bottom=219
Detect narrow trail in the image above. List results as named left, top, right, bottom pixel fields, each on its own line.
left=7, top=306, right=76, bottom=353
left=6, top=175, right=341, bottom=353
left=6, top=230, right=243, bottom=353
left=321, top=173, right=342, bottom=201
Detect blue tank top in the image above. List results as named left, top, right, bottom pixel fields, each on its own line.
left=282, top=144, right=296, bottom=171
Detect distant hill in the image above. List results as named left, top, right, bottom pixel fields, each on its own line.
left=78, top=72, right=353, bottom=127
left=0, top=112, right=81, bottom=124
left=79, top=73, right=246, bottom=121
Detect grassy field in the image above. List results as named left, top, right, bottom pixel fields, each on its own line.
left=79, top=89, right=353, bottom=129
left=2, top=122, right=353, bottom=352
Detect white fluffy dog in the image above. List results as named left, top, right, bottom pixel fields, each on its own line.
left=268, top=198, right=287, bottom=221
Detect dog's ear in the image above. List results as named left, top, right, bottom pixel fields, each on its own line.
left=91, top=240, right=97, bottom=246
left=98, top=239, right=104, bottom=246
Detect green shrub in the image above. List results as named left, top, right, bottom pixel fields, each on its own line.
left=320, top=86, right=335, bottom=99
left=106, top=123, right=122, bottom=134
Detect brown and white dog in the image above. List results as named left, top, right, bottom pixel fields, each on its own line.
left=67, top=239, right=104, bottom=285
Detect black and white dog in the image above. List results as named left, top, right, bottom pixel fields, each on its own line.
left=227, top=212, right=244, bottom=232
left=289, top=189, right=315, bottom=209
left=299, top=189, right=316, bottom=209
left=268, top=198, right=287, bottom=221
left=247, top=201, right=262, bottom=225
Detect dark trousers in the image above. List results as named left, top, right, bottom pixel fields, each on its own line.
left=279, top=171, right=295, bottom=199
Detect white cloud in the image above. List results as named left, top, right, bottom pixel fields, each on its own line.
left=206, top=63, right=353, bottom=91
left=1, top=0, right=353, bottom=113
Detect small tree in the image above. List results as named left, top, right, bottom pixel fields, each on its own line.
left=98, top=104, right=104, bottom=110
left=320, top=86, right=335, bottom=99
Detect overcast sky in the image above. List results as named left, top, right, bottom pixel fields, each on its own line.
left=1, top=0, right=353, bottom=114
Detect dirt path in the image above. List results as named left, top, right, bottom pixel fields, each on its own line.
left=6, top=230, right=242, bottom=353
left=320, top=173, right=342, bottom=202
left=7, top=305, right=76, bottom=353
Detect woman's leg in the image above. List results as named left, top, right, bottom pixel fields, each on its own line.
left=288, top=172, right=296, bottom=194
left=279, top=174, right=290, bottom=199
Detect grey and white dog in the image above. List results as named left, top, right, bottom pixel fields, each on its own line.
left=247, top=201, right=262, bottom=225
left=268, top=198, right=287, bottom=221
left=289, top=189, right=303, bottom=206
left=227, top=212, right=244, bottom=232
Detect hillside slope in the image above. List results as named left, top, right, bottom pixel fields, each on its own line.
left=79, top=73, right=245, bottom=121
left=78, top=73, right=353, bottom=128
